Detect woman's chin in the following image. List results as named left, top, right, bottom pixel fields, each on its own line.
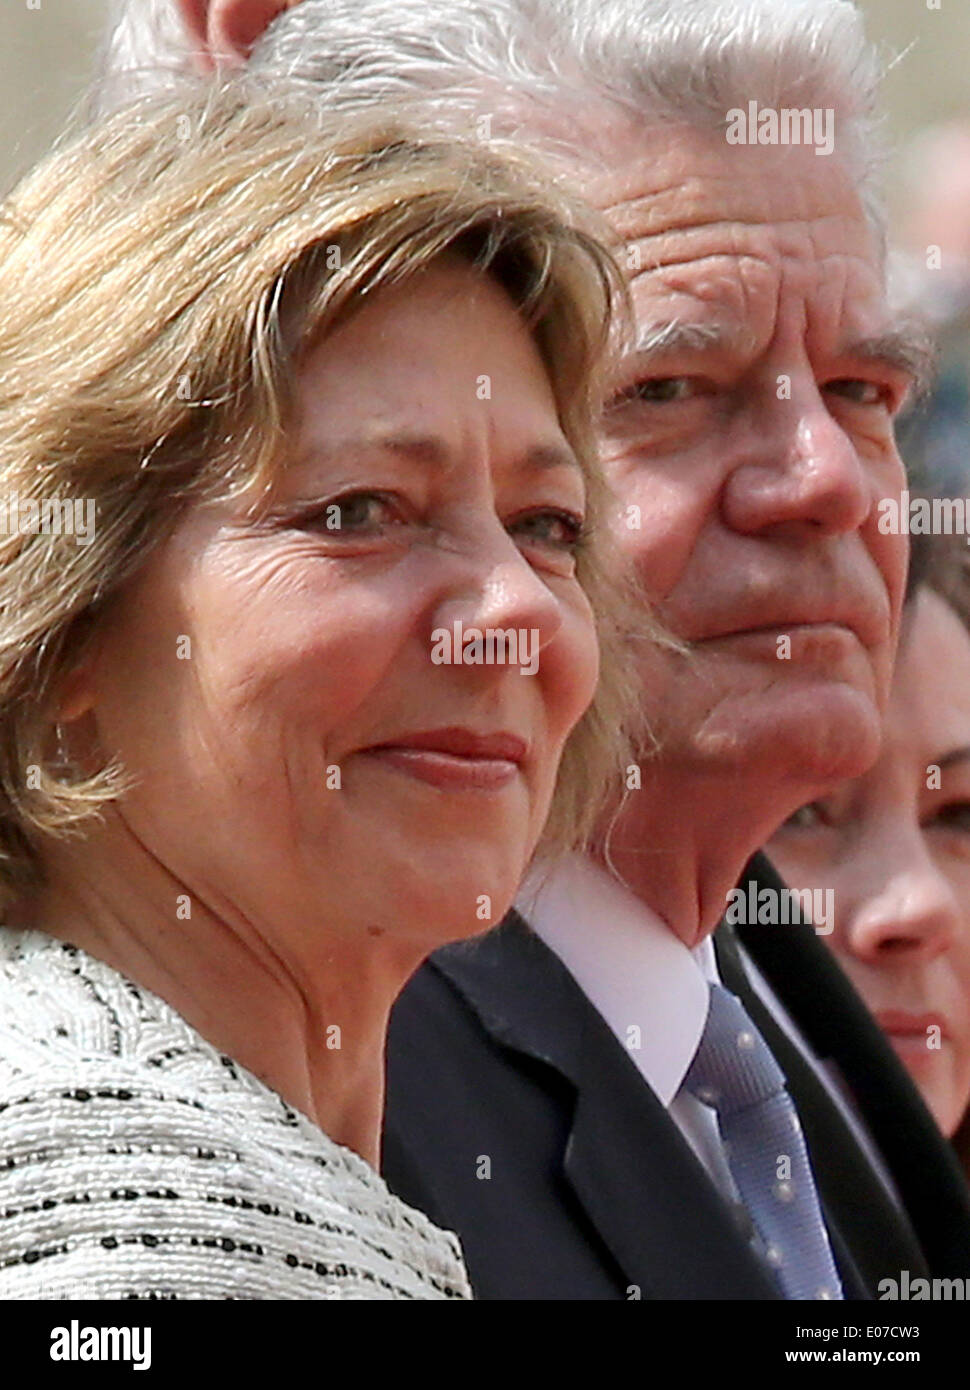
left=391, top=849, right=531, bottom=941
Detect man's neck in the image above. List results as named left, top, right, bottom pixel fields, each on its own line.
left=594, top=763, right=793, bottom=947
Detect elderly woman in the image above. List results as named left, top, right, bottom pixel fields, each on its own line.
left=0, top=78, right=637, bottom=1298
left=768, top=529, right=970, bottom=1182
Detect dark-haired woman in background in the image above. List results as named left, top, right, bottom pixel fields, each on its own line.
left=768, top=529, right=970, bottom=1180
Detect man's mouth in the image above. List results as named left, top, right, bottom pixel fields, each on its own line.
left=680, top=602, right=886, bottom=650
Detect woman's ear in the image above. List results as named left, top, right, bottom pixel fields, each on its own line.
left=51, top=615, right=104, bottom=726
left=175, top=0, right=299, bottom=66
left=173, top=1, right=213, bottom=54
left=55, top=661, right=98, bottom=725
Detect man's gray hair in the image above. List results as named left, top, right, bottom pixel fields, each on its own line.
left=99, top=0, right=886, bottom=209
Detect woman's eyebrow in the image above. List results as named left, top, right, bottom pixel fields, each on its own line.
left=292, top=433, right=449, bottom=470
left=295, top=432, right=582, bottom=474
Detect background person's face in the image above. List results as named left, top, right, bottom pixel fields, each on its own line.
left=71, top=258, right=599, bottom=955
left=588, top=125, right=911, bottom=790
left=768, top=588, right=970, bottom=1137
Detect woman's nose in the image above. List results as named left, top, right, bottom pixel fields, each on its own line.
left=844, top=835, right=961, bottom=966
left=432, top=523, right=566, bottom=671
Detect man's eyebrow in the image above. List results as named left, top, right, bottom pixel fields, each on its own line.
left=837, top=324, right=937, bottom=399
left=622, top=319, right=938, bottom=397
left=628, top=320, right=742, bottom=360
left=937, top=746, right=970, bottom=774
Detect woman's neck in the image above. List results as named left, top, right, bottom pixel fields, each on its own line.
left=18, top=813, right=424, bottom=1170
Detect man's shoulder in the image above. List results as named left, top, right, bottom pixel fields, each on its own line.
left=397, top=912, right=597, bottom=1065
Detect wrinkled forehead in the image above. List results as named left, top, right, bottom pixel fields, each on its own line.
left=575, top=121, right=888, bottom=345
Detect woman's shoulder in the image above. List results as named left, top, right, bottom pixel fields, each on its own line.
left=0, top=928, right=470, bottom=1301
left=0, top=926, right=201, bottom=1076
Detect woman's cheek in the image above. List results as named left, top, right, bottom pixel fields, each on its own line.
left=267, top=584, right=418, bottom=702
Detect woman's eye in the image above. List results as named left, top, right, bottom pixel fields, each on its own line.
left=782, top=802, right=825, bottom=830
left=508, top=509, right=586, bottom=553
left=306, top=491, right=404, bottom=533
left=611, top=377, right=697, bottom=407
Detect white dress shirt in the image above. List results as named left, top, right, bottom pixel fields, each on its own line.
left=516, top=853, right=900, bottom=1210
left=517, top=853, right=738, bottom=1196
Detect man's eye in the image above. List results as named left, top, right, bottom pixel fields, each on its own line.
left=825, top=379, right=888, bottom=407
left=610, top=377, right=697, bottom=407
left=509, top=509, right=587, bottom=552
left=930, top=801, right=970, bottom=834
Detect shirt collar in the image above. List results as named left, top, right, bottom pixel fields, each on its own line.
left=517, top=854, right=714, bottom=1106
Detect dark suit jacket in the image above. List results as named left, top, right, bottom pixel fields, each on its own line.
left=382, top=853, right=970, bottom=1299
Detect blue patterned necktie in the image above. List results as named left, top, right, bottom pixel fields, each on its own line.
left=683, top=982, right=843, bottom=1301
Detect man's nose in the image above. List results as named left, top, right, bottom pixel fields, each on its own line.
left=843, top=830, right=960, bottom=967
left=723, top=390, right=873, bottom=536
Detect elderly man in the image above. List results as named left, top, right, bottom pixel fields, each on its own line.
left=103, top=0, right=970, bottom=1298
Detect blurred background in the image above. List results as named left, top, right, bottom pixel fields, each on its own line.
left=0, top=1, right=968, bottom=207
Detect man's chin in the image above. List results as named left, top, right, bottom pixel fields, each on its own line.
left=669, top=681, right=883, bottom=785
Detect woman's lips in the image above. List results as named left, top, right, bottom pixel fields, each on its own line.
left=359, top=727, right=527, bottom=791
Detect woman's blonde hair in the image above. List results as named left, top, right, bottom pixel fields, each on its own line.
left=0, top=76, right=649, bottom=907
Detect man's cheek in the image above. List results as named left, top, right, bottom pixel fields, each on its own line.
left=611, top=525, right=671, bottom=596
left=862, top=508, right=907, bottom=614
left=619, top=525, right=696, bottom=603
left=884, top=531, right=910, bottom=619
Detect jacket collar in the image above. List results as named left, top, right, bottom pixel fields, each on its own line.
left=430, top=909, right=780, bottom=1297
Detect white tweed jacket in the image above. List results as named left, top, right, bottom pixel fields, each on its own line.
left=0, top=927, right=471, bottom=1301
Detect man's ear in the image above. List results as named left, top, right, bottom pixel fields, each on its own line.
left=175, top=0, right=299, bottom=66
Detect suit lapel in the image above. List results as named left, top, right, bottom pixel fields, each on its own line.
left=434, top=912, right=780, bottom=1298
left=726, top=853, right=970, bottom=1280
